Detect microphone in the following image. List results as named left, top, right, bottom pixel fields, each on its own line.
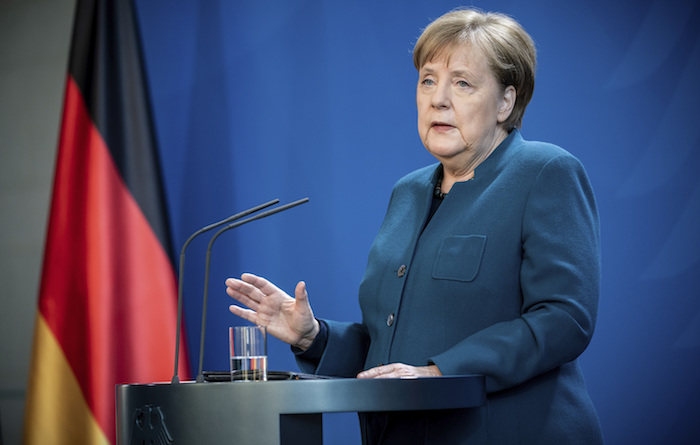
left=171, top=199, right=280, bottom=384
left=195, top=197, right=310, bottom=383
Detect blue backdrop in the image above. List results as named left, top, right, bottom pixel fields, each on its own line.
left=134, top=0, right=700, bottom=443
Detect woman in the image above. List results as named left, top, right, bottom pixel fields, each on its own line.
left=226, top=8, right=603, bottom=444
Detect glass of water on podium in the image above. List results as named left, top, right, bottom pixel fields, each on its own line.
left=229, top=326, right=267, bottom=381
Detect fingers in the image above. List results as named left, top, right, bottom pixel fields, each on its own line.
left=225, top=281, right=261, bottom=311
left=228, top=304, right=258, bottom=324
left=294, top=281, right=308, bottom=303
left=226, top=274, right=264, bottom=296
left=241, top=272, right=283, bottom=296
left=357, top=364, right=399, bottom=379
left=225, top=273, right=276, bottom=308
left=294, top=280, right=318, bottom=331
left=356, top=363, right=442, bottom=379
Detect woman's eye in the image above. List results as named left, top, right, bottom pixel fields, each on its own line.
left=457, top=80, right=470, bottom=88
left=421, top=78, right=435, bottom=86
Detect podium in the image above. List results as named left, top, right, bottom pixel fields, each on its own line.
left=116, top=375, right=485, bottom=444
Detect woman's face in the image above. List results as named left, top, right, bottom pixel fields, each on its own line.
left=416, top=44, right=513, bottom=171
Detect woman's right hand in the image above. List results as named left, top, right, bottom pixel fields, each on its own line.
left=225, top=273, right=320, bottom=350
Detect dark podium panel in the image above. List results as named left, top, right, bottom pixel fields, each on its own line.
left=116, top=375, right=485, bottom=444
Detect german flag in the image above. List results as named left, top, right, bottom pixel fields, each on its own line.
left=23, top=0, right=190, bottom=443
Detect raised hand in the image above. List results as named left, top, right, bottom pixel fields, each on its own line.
left=225, top=273, right=320, bottom=350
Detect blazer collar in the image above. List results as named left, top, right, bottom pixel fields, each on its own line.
left=427, top=128, right=523, bottom=188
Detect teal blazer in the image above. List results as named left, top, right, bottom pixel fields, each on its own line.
left=297, top=130, right=603, bottom=444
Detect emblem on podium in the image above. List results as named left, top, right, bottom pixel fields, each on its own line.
left=129, top=405, right=173, bottom=444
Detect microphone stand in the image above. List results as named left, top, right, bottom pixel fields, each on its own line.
left=195, top=197, right=309, bottom=383
left=171, top=199, right=280, bottom=384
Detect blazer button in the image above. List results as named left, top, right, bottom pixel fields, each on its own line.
left=397, top=265, right=407, bottom=278
left=386, top=313, right=395, bottom=327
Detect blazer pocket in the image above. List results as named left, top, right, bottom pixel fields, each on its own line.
left=432, top=235, right=487, bottom=282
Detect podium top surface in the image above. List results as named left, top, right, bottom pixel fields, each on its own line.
left=117, top=374, right=486, bottom=414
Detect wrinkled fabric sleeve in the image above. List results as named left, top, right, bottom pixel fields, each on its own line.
left=429, top=154, right=600, bottom=393
left=294, top=319, right=370, bottom=377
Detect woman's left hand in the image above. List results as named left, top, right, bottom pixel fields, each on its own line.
left=356, top=363, right=442, bottom=379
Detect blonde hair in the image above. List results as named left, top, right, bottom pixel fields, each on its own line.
left=413, top=8, right=536, bottom=129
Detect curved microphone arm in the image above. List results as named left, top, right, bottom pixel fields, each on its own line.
left=195, top=197, right=309, bottom=383
left=171, top=199, right=280, bottom=384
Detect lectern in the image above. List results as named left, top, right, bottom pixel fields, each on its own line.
left=116, top=375, right=485, bottom=444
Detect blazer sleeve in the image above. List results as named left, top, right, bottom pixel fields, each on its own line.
left=429, top=154, right=601, bottom=393
left=295, top=319, right=370, bottom=377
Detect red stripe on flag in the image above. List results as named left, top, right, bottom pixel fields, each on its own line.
left=36, top=74, right=189, bottom=443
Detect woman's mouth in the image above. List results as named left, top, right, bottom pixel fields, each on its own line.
left=431, top=121, right=455, bottom=132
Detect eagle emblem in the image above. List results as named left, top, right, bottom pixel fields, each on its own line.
left=129, top=405, right=174, bottom=444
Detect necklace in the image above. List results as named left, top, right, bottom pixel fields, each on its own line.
left=435, top=171, right=476, bottom=198
left=434, top=175, right=447, bottom=199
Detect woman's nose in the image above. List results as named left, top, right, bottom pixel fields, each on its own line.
left=431, top=82, right=450, bottom=109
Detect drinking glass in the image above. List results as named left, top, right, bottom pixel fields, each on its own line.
left=229, top=325, right=267, bottom=381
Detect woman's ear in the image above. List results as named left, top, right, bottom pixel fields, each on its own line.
left=497, top=85, right=516, bottom=123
